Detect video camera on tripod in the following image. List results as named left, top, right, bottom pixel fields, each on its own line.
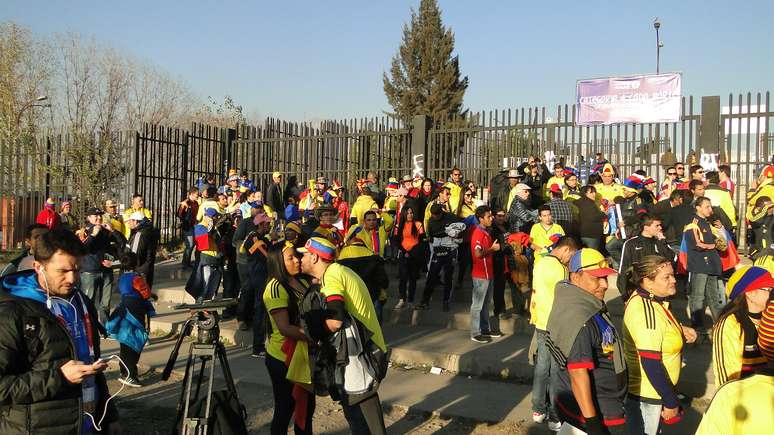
left=162, top=298, right=247, bottom=435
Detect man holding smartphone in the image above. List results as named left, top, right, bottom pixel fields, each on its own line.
left=0, top=229, right=121, bottom=434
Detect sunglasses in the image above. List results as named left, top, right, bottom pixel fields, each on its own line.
left=464, top=193, right=472, bottom=197
left=667, top=172, right=677, bottom=176
left=676, top=167, right=684, bottom=170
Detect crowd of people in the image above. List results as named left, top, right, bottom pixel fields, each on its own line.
left=1, top=152, right=774, bottom=434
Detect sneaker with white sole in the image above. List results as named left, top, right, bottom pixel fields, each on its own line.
left=532, top=412, right=546, bottom=423
left=548, top=420, right=561, bottom=431
left=393, top=299, right=406, bottom=310
left=471, top=335, right=492, bottom=343
left=118, top=376, right=143, bottom=388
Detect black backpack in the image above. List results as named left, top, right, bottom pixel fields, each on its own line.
left=175, top=390, right=247, bottom=435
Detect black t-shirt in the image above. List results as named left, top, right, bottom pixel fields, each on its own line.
left=552, top=316, right=627, bottom=429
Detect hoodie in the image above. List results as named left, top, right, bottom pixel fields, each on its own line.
left=2, top=271, right=99, bottom=429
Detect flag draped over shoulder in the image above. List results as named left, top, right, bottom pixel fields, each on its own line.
left=677, top=223, right=739, bottom=275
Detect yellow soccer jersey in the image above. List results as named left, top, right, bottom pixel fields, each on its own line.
left=623, top=292, right=684, bottom=402
left=321, top=263, right=386, bottom=351
left=263, top=278, right=292, bottom=362
left=529, top=223, right=565, bottom=264
left=595, top=182, right=625, bottom=205
left=695, top=373, right=774, bottom=435
left=530, top=255, right=567, bottom=330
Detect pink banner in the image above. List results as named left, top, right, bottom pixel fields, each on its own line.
left=576, top=73, right=682, bottom=125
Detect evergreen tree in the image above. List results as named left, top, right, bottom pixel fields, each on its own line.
left=383, top=0, right=468, bottom=124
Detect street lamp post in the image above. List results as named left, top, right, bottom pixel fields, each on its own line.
left=654, top=19, right=662, bottom=74
left=14, top=95, right=49, bottom=130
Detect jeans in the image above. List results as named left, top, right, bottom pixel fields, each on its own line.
left=625, top=399, right=662, bottom=435
left=236, top=263, right=259, bottom=323
left=198, top=255, right=223, bottom=301
left=341, top=394, right=386, bottom=435
left=581, top=236, right=601, bottom=250
left=606, top=237, right=624, bottom=269
left=80, top=269, right=113, bottom=323
left=689, top=273, right=724, bottom=328
left=265, top=354, right=315, bottom=434
left=420, top=249, right=455, bottom=305
left=181, top=229, right=194, bottom=268
left=532, top=330, right=559, bottom=421
left=470, top=278, right=493, bottom=337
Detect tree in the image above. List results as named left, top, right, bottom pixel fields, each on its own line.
left=383, top=0, right=469, bottom=124
left=192, top=95, right=248, bottom=128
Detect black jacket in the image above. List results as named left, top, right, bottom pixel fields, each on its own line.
left=128, top=221, right=159, bottom=287
left=82, top=225, right=112, bottom=273
left=684, top=216, right=722, bottom=276
left=616, top=235, right=675, bottom=298
left=665, top=204, right=694, bottom=245
left=266, top=182, right=284, bottom=217
left=575, top=197, right=606, bottom=239
left=0, top=277, right=117, bottom=434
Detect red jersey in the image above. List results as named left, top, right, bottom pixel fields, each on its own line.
left=470, top=225, right=494, bottom=280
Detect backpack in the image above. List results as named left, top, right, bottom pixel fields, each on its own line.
left=176, top=390, right=247, bottom=435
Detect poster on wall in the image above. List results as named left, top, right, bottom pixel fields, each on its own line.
left=576, top=72, right=682, bottom=125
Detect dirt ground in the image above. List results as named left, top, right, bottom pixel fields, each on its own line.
left=107, top=367, right=533, bottom=435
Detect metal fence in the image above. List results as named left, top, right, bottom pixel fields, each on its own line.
left=1, top=91, right=771, bottom=249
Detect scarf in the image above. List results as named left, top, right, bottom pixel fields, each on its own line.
left=546, top=280, right=626, bottom=374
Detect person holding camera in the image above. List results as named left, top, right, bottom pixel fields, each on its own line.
left=79, top=207, right=116, bottom=324
left=0, top=229, right=121, bottom=434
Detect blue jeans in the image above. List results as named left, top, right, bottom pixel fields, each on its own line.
left=197, top=254, right=223, bottom=301
left=625, top=399, right=662, bottom=435
left=181, top=229, right=194, bottom=267
left=470, top=278, right=493, bottom=337
left=689, top=273, right=724, bottom=328
left=532, top=330, right=558, bottom=421
left=81, top=269, right=113, bottom=323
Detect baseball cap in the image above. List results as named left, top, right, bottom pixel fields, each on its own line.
left=227, top=174, right=239, bottom=183
left=285, top=221, right=302, bottom=235
left=569, top=248, right=617, bottom=277
left=549, top=183, right=562, bottom=194
left=725, top=266, right=774, bottom=301
left=86, top=207, right=103, bottom=216
left=401, top=174, right=413, bottom=182
left=316, top=176, right=328, bottom=185
left=297, top=237, right=337, bottom=261
left=272, top=171, right=282, bottom=178
left=515, top=183, right=531, bottom=191
left=758, top=299, right=774, bottom=361
left=128, top=211, right=147, bottom=221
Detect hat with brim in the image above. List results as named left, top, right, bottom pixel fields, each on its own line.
left=86, top=207, right=103, bottom=216
left=549, top=184, right=562, bottom=194
left=569, top=248, right=617, bottom=277
left=515, top=183, right=531, bottom=192
left=297, top=237, right=336, bottom=261
left=507, top=169, right=521, bottom=179
left=401, top=175, right=413, bottom=182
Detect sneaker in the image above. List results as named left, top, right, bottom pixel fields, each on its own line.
left=394, top=299, right=406, bottom=310
left=414, top=303, right=428, bottom=311
left=251, top=349, right=267, bottom=358
left=548, top=420, right=561, bottom=431
left=488, top=329, right=503, bottom=338
left=532, top=412, right=546, bottom=424
left=118, top=376, right=143, bottom=388
left=471, top=335, right=492, bottom=343
left=442, top=301, right=450, bottom=312
left=237, top=321, right=249, bottom=331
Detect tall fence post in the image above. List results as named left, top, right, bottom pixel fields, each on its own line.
left=700, top=96, right=721, bottom=157
left=411, top=115, right=430, bottom=178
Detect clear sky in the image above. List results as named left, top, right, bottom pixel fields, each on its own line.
left=3, top=0, right=773, bottom=122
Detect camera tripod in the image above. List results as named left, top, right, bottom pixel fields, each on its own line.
left=162, top=299, right=246, bottom=435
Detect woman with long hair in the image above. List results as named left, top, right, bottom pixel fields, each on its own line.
left=622, top=255, right=697, bottom=435
left=393, top=205, right=425, bottom=310
left=711, top=265, right=774, bottom=386
left=263, top=243, right=315, bottom=434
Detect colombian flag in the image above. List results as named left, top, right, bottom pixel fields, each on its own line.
left=677, top=224, right=739, bottom=275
